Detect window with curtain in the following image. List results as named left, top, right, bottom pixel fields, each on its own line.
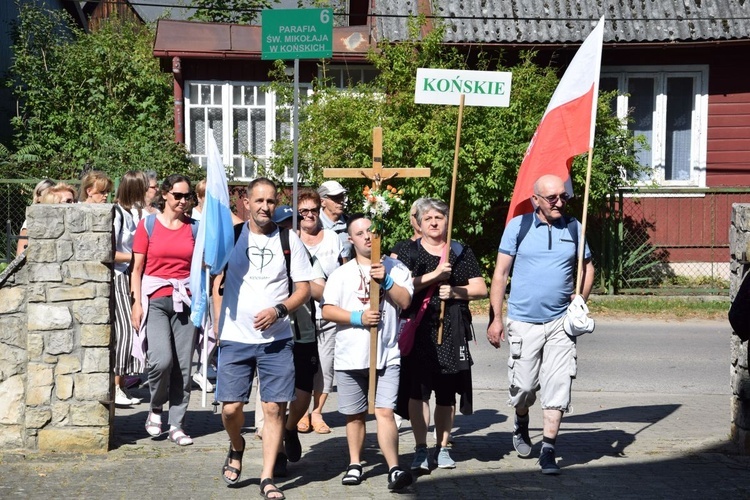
left=601, top=66, right=707, bottom=187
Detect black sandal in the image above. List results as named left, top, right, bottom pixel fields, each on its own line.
left=259, top=478, right=286, bottom=500
left=341, top=463, right=363, bottom=486
left=222, top=436, right=245, bottom=485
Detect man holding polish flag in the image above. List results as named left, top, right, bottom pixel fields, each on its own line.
left=487, top=17, right=603, bottom=475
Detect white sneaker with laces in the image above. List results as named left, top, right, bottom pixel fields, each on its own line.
left=192, top=371, right=214, bottom=392
left=115, top=386, right=138, bottom=406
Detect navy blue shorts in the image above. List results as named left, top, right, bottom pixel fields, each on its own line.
left=215, top=338, right=295, bottom=404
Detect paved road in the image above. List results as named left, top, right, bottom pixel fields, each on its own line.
left=1, top=319, right=748, bottom=499
left=470, top=317, right=730, bottom=394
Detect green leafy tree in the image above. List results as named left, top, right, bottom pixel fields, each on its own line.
left=267, top=17, right=646, bottom=274
left=5, top=4, right=194, bottom=181
left=190, top=0, right=278, bottom=24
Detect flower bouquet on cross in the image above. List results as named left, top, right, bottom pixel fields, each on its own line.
left=362, top=184, right=405, bottom=234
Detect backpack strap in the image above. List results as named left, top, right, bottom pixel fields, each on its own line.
left=145, top=213, right=198, bottom=241
left=280, top=228, right=292, bottom=297
left=145, top=213, right=157, bottom=239
left=515, top=212, right=534, bottom=252
left=564, top=215, right=578, bottom=246
left=279, top=227, right=304, bottom=341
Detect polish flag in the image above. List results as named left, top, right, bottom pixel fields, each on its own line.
left=506, top=16, right=605, bottom=223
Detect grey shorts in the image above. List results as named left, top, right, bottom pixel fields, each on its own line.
left=314, top=324, right=337, bottom=393
left=336, top=364, right=400, bottom=415
left=506, top=316, right=577, bottom=412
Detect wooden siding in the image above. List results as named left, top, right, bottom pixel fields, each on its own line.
left=622, top=192, right=750, bottom=262
left=87, top=0, right=142, bottom=30
left=707, top=65, right=750, bottom=186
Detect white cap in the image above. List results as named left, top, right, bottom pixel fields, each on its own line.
left=563, top=295, right=596, bottom=337
left=318, top=180, right=347, bottom=197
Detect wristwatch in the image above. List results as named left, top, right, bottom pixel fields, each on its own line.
left=274, top=304, right=288, bottom=319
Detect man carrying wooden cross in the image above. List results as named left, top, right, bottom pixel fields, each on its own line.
left=321, top=214, right=414, bottom=490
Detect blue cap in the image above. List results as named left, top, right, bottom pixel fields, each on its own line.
left=272, top=205, right=296, bottom=224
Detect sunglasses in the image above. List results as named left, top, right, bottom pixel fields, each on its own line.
left=299, top=208, right=320, bottom=216
left=536, top=192, right=570, bottom=205
left=169, top=191, right=191, bottom=201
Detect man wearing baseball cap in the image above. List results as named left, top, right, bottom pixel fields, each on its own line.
left=317, top=181, right=351, bottom=261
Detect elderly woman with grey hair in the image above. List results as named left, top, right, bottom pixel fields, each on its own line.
left=396, top=197, right=487, bottom=472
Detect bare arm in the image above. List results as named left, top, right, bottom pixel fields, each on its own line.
left=130, top=253, right=146, bottom=331
left=114, top=251, right=132, bottom=264
left=211, top=272, right=223, bottom=337
left=580, top=259, right=595, bottom=301
left=310, top=278, right=326, bottom=302
left=253, top=281, right=311, bottom=331
left=322, top=303, right=380, bottom=328
left=487, top=252, right=514, bottom=348
left=412, top=262, right=452, bottom=292
left=438, top=276, right=488, bottom=302
left=370, top=262, right=412, bottom=310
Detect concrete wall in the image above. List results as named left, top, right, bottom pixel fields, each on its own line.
left=730, top=203, right=750, bottom=453
left=0, top=203, right=114, bottom=453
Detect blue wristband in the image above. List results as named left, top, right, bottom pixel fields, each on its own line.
left=381, top=274, right=394, bottom=291
left=350, top=310, right=364, bottom=327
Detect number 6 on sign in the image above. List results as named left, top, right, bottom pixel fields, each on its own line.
left=320, top=9, right=330, bottom=24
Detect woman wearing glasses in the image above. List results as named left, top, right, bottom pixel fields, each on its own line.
left=295, top=188, right=344, bottom=435
left=130, top=174, right=198, bottom=446
left=397, top=198, right=487, bottom=471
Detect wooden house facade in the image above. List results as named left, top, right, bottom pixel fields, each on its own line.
left=151, top=1, right=750, bottom=275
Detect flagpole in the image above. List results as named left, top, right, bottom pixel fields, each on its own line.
left=437, top=93, right=465, bottom=345
left=576, top=148, right=594, bottom=295
left=202, top=266, right=210, bottom=407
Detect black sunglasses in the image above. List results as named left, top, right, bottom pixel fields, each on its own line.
left=536, top=192, right=570, bottom=205
left=169, top=191, right=191, bottom=201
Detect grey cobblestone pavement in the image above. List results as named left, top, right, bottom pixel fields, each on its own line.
left=1, top=387, right=749, bottom=499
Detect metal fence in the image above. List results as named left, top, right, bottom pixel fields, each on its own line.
left=1, top=179, right=43, bottom=263
left=595, top=187, right=750, bottom=295
left=3, top=179, right=747, bottom=295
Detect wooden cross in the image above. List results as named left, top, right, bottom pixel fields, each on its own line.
left=324, top=126, right=430, bottom=414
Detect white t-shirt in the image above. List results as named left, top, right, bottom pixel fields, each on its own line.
left=113, top=205, right=141, bottom=276
left=322, top=256, right=413, bottom=371
left=303, top=228, right=344, bottom=325
left=219, top=224, right=314, bottom=344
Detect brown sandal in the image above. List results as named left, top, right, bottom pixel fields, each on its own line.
left=311, top=418, right=331, bottom=434
left=296, top=413, right=311, bottom=433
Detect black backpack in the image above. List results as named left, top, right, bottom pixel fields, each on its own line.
left=729, top=271, right=750, bottom=342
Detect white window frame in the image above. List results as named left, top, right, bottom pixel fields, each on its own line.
left=602, top=65, right=709, bottom=189
left=321, top=64, right=378, bottom=88
left=184, top=81, right=311, bottom=181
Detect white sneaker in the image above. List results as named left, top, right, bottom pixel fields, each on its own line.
left=115, top=386, right=140, bottom=406
left=192, top=372, right=214, bottom=392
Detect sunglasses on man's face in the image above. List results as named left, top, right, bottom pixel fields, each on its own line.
left=536, top=192, right=570, bottom=205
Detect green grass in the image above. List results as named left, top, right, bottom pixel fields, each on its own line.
left=469, top=296, right=729, bottom=320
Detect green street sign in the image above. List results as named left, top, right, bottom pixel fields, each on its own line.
left=262, top=8, right=333, bottom=60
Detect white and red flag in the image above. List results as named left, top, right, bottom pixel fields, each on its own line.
left=506, top=16, right=605, bottom=223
